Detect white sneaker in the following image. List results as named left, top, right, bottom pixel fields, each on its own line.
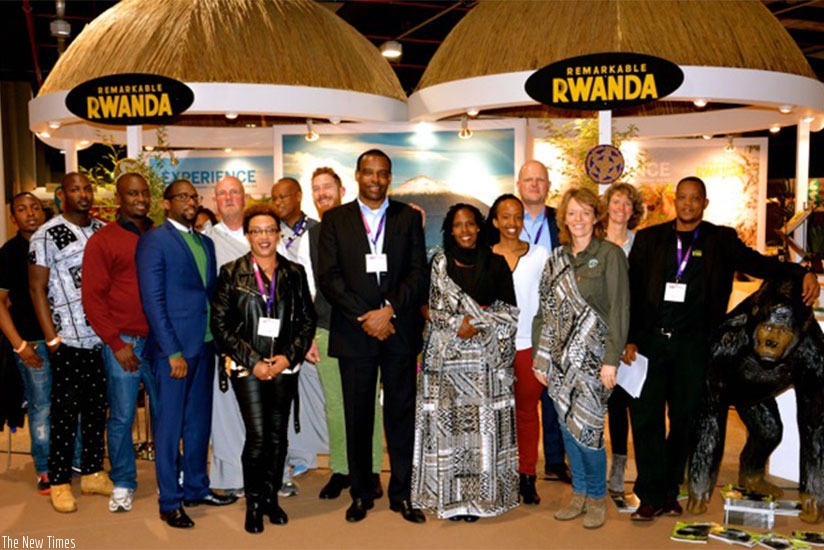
left=278, top=481, right=299, bottom=498
left=108, top=487, right=134, bottom=513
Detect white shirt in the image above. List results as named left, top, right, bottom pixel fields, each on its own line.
left=512, top=243, right=550, bottom=350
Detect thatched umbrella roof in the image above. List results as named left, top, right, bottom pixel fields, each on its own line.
left=37, top=0, right=405, bottom=101
left=418, top=0, right=815, bottom=91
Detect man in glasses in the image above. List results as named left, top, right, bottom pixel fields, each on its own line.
left=137, top=179, right=236, bottom=529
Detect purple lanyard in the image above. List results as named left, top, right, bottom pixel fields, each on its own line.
left=675, top=228, right=699, bottom=282
left=360, top=210, right=386, bottom=251
left=532, top=221, right=545, bottom=245
left=252, top=259, right=277, bottom=317
left=283, top=216, right=307, bottom=250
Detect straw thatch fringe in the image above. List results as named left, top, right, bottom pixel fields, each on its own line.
left=418, top=0, right=815, bottom=90
left=38, top=0, right=405, bottom=101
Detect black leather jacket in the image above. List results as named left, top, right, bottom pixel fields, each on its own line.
left=211, top=252, right=317, bottom=377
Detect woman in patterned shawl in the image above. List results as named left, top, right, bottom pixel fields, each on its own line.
left=533, top=187, right=630, bottom=529
left=411, top=203, right=519, bottom=522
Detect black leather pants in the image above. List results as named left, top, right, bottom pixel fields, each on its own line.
left=231, top=372, right=298, bottom=504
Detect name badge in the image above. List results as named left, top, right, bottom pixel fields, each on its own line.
left=365, top=253, right=388, bottom=274
left=664, top=282, right=687, bottom=303
left=257, top=317, right=281, bottom=338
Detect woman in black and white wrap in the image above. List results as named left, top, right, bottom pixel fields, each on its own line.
left=411, top=203, right=519, bottom=522
left=533, top=187, right=629, bottom=529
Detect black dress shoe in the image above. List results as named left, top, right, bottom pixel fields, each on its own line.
left=160, top=507, right=194, bottom=529
left=390, top=499, right=426, bottom=524
left=266, top=504, right=288, bottom=525
left=372, top=473, right=383, bottom=500
left=245, top=503, right=264, bottom=534
left=663, top=498, right=683, bottom=517
left=630, top=502, right=664, bottom=522
left=183, top=491, right=238, bottom=507
left=544, top=462, right=573, bottom=484
left=345, top=498, right=373, bottom=523
left=319, top=473, right=350, bottom=500
left=463, top=515, right=479, bottom=523
left=448, top=515, right=464, bottom=522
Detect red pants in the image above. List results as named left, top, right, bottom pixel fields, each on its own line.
left=513, top=348, right=544, bottom=475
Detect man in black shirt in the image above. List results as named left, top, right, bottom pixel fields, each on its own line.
left=625, top=176, right=820, bottom=521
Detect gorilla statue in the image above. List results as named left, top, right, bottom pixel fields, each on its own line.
left=687, top=275, right=824, bottom=523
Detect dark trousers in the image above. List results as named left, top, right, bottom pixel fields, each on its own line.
left=607, top=386, right=632, bottom=456
left=154, top=345, right=214, bottom=512
left=339, top=351, right=417, bottom=505
left=232, top=372, right=298, bottom=504
left=541, top=388, right=566, bottom=466
left=48, top=344, right=106, bottom=485
left=630, top=331, right=707, bottom=507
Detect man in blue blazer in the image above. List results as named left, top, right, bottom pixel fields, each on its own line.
left=136, top=180, right=236, bottom=529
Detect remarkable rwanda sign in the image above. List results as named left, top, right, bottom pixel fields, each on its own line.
left=65, top=73, right=194, bottom=125
left=525, top=52, right=684, bottom=111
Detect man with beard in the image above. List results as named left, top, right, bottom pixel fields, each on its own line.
left=137, top=180, right=236, bottom=528
left=82, top=173, right=157, bottom=514
left=29, top=172, right=110, bottom=513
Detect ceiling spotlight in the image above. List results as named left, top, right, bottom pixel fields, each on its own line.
left=724, top=135, right=736, bottom=153
left=79, top=139, right=90, bottom=146
left=245, top=123, right=256, bottom=128
left=59, top=150, right=66, bottom=155
left=693, top=98, right=708, bottom=108
left=769, top=125, right=781, bottom=134
left=144, top=145, right=155, bottom=151
left=329, top=116, right=342, bottom=125
left=225, top=112, right=239, bottom=120
left=801, top=115, right=815, bottom=123
left=702, top=134, right=712, bottom=140
left=459, top=115, right=472, bottom=140
left=778, top=105, right=794, bottom=114
left=39, top=131, right=51, bottom=139
left=380, top=40, right=402, bottom=60
left=305, top=118, right=319, bottom=142
left=48, top=121, right=62, bottom=129
left=467, top=108, right=479, bottom=117
left=224, top=148, right=233, bottom=153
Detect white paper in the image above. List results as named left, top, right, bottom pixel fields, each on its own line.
left=616, top=353, right=648, bottom=398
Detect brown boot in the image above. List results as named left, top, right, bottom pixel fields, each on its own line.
left=583, top=497, right=606, bottom=529
left=50, top=484, right=77, bottom=513
left=81, top=471, right=113, bottom=496
left=554, top=493, right=586, bottom=520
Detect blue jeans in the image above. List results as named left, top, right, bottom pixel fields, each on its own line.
left=103, top=335, right=157, bottom=490
left=556, top=404, right=607, bottom=499
left=541, top=388, right=567, bottom=465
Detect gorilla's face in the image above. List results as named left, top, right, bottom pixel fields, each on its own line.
left=753, top=305, right=799, bottom=362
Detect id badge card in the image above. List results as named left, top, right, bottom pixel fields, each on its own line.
left=257, top=317, right=281, bottom=338
left=365, top=253, right=388, bottom=274
left=664, top=282, right=687, bottom=303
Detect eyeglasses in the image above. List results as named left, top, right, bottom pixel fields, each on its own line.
left=247, top=227, right=279, bottom=237
left=170, top=193, right=201, bottom=204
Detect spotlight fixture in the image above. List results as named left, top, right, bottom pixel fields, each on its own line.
left=693, top=98, right=708, bottom=108
left=39, top=131, right=51, bottom=139
left=305, top=119, right=319, bottom=142
left=380, top=40, right=402, bottom=60
left=769, top=125, right=781, bottom=134
left=48, top=121, right=62, bottom=129
left=467, top=108, right=479, bottom=117
left=724, top=135, right=736, bottom=153
left=801, top=115, right=815, bottom=123
left=144, top=145, right=155, bottom=151
left=245, top=123, right=257, bottom=128
left=79, top=139, right=90, bottom=146
left=778, top=105, right=794, bottom=114
left=458, top=115, right=472, bottom=140
left=225, top=112, right=239, bottom=120
left=329, top=116, right=342, bottom=125
left=224, top=147, right=233, bottom=153
left=702, top=134, right=712, bottom=140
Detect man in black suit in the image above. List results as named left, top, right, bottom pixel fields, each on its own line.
left=625, top=176, right=820, bottom=522
left=318, top=149, right=427, bottom=524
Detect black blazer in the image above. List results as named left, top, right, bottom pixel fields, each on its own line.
left=544, top=206, right=561, bottom=250
left=318, top=199, right=427, bottom=358
left=627, top=220, right=807, bottom=344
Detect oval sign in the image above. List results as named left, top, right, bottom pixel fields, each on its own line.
left=65, top=73, right=194, bottom=126
left=525, top=52, right=684, bottom=111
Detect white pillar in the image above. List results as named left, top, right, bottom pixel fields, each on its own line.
left=598, top=110, right=613, bottom=194
left=63, top=141, right=79, bottom=173
left=794, top=119, right=811, bottom=261
left=126, top=125, right=143, bottom=159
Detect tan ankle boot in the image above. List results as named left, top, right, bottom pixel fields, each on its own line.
left=50, top=484, right=77, bottom=513
left=554, top=493, right=586, bottom=520
left=583, top=497, right=607, bottom=529
left=81, top=471, right=113, bottom=496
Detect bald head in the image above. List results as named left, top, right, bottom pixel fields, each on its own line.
left=517, top=160, right=550, bottom=214
left=214, top=175, right=246, bottom=229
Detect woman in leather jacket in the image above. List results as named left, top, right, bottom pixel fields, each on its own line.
left=211, top=203, right=316, bottom=534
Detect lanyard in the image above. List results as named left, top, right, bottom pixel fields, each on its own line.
left=282, top=216, right=308, bottom=250
left=360, top=210, right=386, bottom=252
left=675, top=228, right=699, bottom=282
left=252, top=259, right=277, bottom=316
left=524, top=213, right=545, bottom=245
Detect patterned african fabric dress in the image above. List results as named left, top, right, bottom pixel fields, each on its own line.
left=411, top=251, right=519, bottom=519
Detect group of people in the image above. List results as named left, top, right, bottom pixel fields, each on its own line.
left=2, top=151, right=819, bottom=534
